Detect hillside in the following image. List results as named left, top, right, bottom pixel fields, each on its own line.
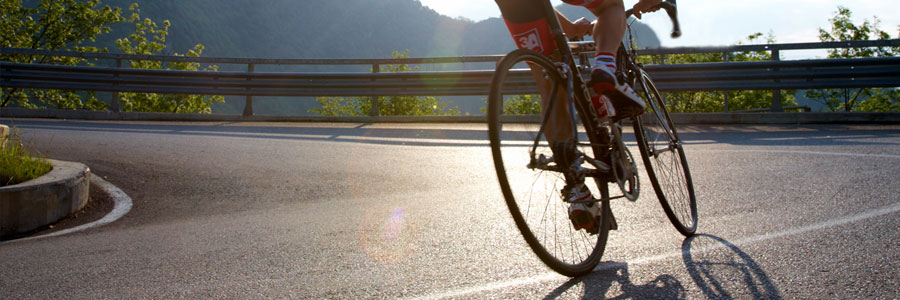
left=88, top=0, right=515, bottom=59
left=20, top=0, right=661, bottom=115
left=86, top=0, right=658, bottom=59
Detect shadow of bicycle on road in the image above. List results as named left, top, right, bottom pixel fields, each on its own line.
left=682, top=234, right=783, bottom=300
left=542, top=262, right=687, bottom=300
left=540, top=234, right=782, bottom=299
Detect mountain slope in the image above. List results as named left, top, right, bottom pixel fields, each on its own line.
left=19, top=1, right=662, bottom=115
left=85, top=0, right=657, bottom=59
left=92, top=0, right=516, bottom=59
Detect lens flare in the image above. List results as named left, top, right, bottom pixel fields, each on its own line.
left=358, top=206, right=418, bottom=264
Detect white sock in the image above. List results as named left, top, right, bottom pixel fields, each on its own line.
left=593, top=52, right=617, bottom=74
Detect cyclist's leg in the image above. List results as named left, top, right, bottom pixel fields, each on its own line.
left=496, top=0, right=573, bottom=145
left=531, top=66, right=573, bottom=145
left=531, top=66, right=598, bottom=232
left=497, top=0, right=600, bottom=232
left=585, top=0, right=626, bottom=56
left=496, top=0, right=557, bottom=56
left=583, top=0, right=646, bottom=118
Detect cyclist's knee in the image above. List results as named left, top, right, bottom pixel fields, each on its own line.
left=586, top=0, right=625, bottom=16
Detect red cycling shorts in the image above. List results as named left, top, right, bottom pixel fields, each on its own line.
left=496, top=0, right=605, bottom=56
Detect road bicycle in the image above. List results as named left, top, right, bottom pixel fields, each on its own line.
left=487, top=0, right=696, bottom=277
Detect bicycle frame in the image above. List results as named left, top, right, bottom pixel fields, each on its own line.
left=487, top=0, right=693, bottom=277
left=539, top=1, right=602, bottom=122
left=534, top=0, right=614, bottom=177
left=530, top=0, right=681, bottom=199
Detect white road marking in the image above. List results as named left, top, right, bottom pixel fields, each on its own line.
left=6, top=176, right=133, bottom=243
left=412, top=201, right=900, bottom=300
left=410, top=149, right=900, bottom=299
left=704, top=149, right=900, bottom=160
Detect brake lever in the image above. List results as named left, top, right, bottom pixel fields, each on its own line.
left=625, top=0, right=681, bottom=39
left=658, top=1, right=682, bottom=38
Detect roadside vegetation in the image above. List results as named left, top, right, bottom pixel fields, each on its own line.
left=805, top=6, right=900, bottom=112
left=1, top=2, right=896, bottom=115
left=474, top=6, right=898, bottom=115
left=309, top=50, right=460, bottom=116
left=639, top=32, right=800, bottom=113
left=0, top=129, right=52, bottom=186
left=0, top=0, right=222, bottom=113
left=479, top=95, right=542, bottom=115
left=638, top=6, right=898, bottom=113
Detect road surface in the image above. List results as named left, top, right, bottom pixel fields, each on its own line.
left=1, top=119, right=898, bottom=299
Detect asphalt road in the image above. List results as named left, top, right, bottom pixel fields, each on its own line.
left=1, top=119, right=899, bottom=299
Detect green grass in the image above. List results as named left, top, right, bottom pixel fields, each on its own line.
left=1, top=132, right=53, bottom=186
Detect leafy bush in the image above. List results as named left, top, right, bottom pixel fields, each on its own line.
left=1, top=1, right=223, bottom=113
left=639, top=33, right=798, bottom=113
left=805, top=6, right=900, bottom=112
left=0, top=130, right=52, bottom=186
left=309, top=50, right=460, bottom=116
left=114, top=4, right=224, bottom=113
left=0, top=0, right=122, bottom=109
left=480, top=94, right=542, bottom=115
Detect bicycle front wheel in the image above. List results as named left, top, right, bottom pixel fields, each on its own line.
left=488, top=49, right=609, bottom=277
left=632, top=69, right=698, bottom=236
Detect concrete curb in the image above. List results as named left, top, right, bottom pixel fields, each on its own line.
left=2, top=107, right=900, bottom=124
left=5, top=176, right=133, bottom=243
left=0, top=159, right=91, bottom=239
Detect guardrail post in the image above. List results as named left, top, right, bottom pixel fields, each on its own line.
left=243, top=63, right=254, bottom=116
left=723, top=52, right=730, bottom=112
left=369, top=63, right=380, bottom=116
left=110, top=59, right=121, bottom=113
left=770, top=49, right=784, bottom=112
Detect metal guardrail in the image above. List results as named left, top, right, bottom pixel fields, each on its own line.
left=0, top=62, right=503, bottom=96
left=581, top=39, right=900, bottom=112
left=1, top=47, right=505, bottom=116
left=2, top=39, right=899, bottom=116
left=647, top=56, right=900, bottom=91
left=633, top=39, right=900, bottom=55
left=4, top=57, right=898, bottom=94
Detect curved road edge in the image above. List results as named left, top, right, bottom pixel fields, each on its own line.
left=8, top=176, right=133, bottom=243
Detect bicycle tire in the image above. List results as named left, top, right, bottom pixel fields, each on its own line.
left=488, top=48, right=610, bottom=277
left=632, top=69, right=698, bottom=236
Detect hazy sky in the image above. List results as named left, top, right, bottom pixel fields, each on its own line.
left=419, top=0, right=899, bottom=52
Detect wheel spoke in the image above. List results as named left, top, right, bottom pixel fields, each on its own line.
left=487, top=49, right=608, bottom=276
left=634, top=70, right=698, bottom=236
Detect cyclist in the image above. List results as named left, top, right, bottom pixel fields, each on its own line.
left=494, top=0, right=662, bottom=233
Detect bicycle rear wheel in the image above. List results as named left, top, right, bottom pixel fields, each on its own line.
left=488, top=49, right=609, bottom=277
left=632, top=69, right=698, bottom=236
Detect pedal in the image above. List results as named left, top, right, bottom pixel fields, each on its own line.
left=570, top=209, right=599, bottom=235
left=583, top=156, right=611, bottom=173
left=605, top=204, right=618, bottom=231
